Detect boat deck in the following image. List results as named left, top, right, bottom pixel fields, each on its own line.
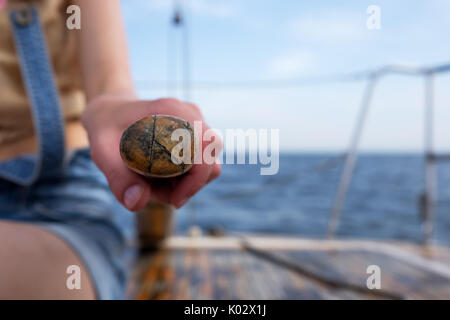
left=128, top=234, right=450, bottom=299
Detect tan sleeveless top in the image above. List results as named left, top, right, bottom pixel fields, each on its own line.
left=0, top=0, right=88, bottom=161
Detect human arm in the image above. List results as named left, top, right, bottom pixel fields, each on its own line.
left=75, top=0, right=221, bottom=211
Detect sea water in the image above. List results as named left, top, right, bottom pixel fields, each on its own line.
left=176, top=153, right=450, bottom=245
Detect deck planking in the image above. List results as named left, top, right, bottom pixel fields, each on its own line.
left=128, top=235, right=450, bottom=300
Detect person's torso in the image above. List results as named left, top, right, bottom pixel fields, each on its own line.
left=0, top=0, right=88, bottom=161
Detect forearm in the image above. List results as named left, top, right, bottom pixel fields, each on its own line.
left=75, top=0, right=135, bottom=102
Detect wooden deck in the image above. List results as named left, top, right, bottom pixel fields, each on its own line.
left=127, top=234, right=450, bottom=300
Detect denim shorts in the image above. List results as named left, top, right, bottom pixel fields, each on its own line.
left=0, top=148, right=136, bottom=299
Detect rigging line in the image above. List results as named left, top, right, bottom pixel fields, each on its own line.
left=135, top=71, right=370, bottom=90
left=181, top=4, right=190, bottom=101
left=166, top=16, right=174, bottom=96
left=171, top=0, right=198, bottom=232
left=136, top=62, right=450, bottom=91
left=231, top=232, right=407, bottom=300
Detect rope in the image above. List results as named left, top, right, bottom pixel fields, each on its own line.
left=136, top=62, right=450, bottom=91
left=232, top=233, right=408, bottom=300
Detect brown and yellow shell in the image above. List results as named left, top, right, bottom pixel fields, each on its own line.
left=120, top=115, right=194, bottom=178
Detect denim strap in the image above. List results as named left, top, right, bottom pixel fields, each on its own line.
left=0, top=6, right=65, bottom=185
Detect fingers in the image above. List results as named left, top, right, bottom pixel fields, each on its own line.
left=169, top=163, right=213, bottom=208
left=85, top=97, right=222, bottom=212
left=168, top=123, right=222, bottom=208
left=90, top=131, right=151, bottom=211
left=207, top=163, right=222, bottom=184
left=128, top=99, right=221, bottom=208
left=146, top=179, right=172, bottom=204
left=147, top=162, right=220, bottom=208
left=127, top=98, right=203, bottom=126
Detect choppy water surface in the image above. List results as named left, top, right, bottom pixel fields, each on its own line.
left=175, top=154, right=450, bottom=245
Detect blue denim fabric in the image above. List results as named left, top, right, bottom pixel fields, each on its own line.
left=0, top=7, right=136, bottom=299
left=0, top=148, right=137, bottom=299
left=0, top=7, right=65, bottom=185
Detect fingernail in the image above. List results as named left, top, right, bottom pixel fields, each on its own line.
left=124, top=184, right=143, bottom=209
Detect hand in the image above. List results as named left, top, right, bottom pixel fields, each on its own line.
left=81, top=94, right=222, bottom=211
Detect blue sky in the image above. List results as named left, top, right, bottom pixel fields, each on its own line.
left=120, top=0, right=450, bottom=152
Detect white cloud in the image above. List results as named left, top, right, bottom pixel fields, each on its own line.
left=267, top=51, right=316, bottom=78
left=147, top=0, right=237, bottom=18
left=288, top=11, right=365, bottom=43
left=189, top=0, right=236, bottom=18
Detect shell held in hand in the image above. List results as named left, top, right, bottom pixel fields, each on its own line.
left=120, top=115, right=194, bottom=178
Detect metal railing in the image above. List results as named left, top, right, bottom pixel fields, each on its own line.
left=327, top=62, right=450, bottom=244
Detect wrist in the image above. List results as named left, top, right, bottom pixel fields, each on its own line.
left=81, top=92, right=137, bottom=134
left=87, top=91, right=138, bottom=109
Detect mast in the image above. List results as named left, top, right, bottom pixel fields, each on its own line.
left=169, top=0, right=199, bottom=235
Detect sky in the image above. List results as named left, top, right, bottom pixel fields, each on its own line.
left=120, top=0, right=450, bottom=152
